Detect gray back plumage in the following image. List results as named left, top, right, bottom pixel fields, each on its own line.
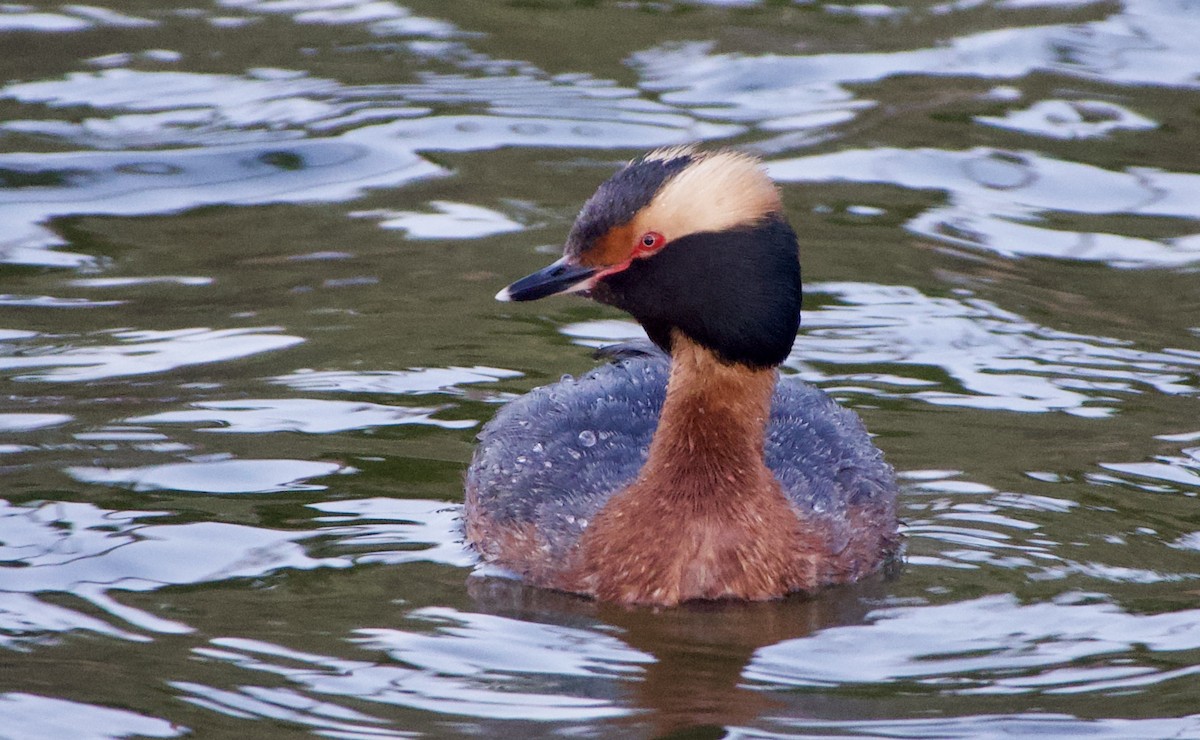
left=466, top=348, right=896, bottom=562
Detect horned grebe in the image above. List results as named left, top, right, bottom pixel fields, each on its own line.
left=466, top=147, right=899, bottom=606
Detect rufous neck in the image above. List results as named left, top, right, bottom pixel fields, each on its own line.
left=643, top=332, right=777, bottom=494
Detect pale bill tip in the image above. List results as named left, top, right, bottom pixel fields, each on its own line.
left=494, top=285, right=513, bottom=302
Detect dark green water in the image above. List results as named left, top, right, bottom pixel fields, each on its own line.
left=1, top=1, right=1199, bottom=737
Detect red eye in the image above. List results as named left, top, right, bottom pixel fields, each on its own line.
left=636, top=231, right=664, bottom=255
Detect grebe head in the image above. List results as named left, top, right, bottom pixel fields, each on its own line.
left=497, top=147, right=801, bottom=368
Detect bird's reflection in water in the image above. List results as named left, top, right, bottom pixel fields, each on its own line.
left=468, top=569, right=896, bottom=737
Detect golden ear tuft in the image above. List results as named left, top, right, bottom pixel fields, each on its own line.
left=636, top=150, right=782, bottom=242
left=641, top=144, right=700, bottom=164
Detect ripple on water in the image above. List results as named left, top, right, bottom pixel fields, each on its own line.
left=746, top=593, right=1200, bottom=695
left=0, top=693, right=183, bottom=740
left=1096, top=431, right=1200, bottom=494
left=0, top=497, right=468, bottom=647
left=3, top=57, right=725, bottom=148
left=0, top=413, right=73, bottom=432
left=353, top=607, right=650, bottom=678
left=219, top=0, right=458, bottom=39
left=171, top=681, right=403, bottom=738
left=633, top=0, right=1200, bottom=133
left=0, top=499, right=349, bottom=636
left=976, top=99, right=1158, bottom=139
left=899, top=471, right=1075, bottom=574
left=0, top=327, right=304, bottom=383
left=0, top=39, right=740, bottom=267
left=0, top=139, right=445, bottom=267
left=185, top=609, right=644, bottom=723
left=797, top=283, right=1200, bottom=415
left=0, top=294, right=125, bottom=308
left=772, top=713, right=1200, bottom=739
left=271, top=365, right=522, bottom=396
left=308, top=498, right=476, bottom=568
left=351, top=201, right=525, bottom=240
left=769, top=148, right=1200, bottom=267
left=127, top=398, right=475, bottom=433
left=3, top=69, right=347, bottom=135
left=66, top=458, right=347, bottom=494
left=0, top=5, right=154, bottom=33
left=342, top=114, right=739, bottom=155
left=69, top=276, right=214, bottom=288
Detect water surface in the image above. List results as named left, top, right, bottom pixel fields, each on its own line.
left=2, top=1, right=1199, bottom=737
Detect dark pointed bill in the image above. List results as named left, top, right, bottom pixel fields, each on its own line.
left=495, top=257, right=598, bottom=302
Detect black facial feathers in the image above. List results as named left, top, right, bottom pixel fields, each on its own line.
left=565, top=153, right=693, bottom=258
left=592, top=215, right=803, bottom=368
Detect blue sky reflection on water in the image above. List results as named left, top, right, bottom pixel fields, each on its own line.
left=1, top=0, right=1199, bottom=737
